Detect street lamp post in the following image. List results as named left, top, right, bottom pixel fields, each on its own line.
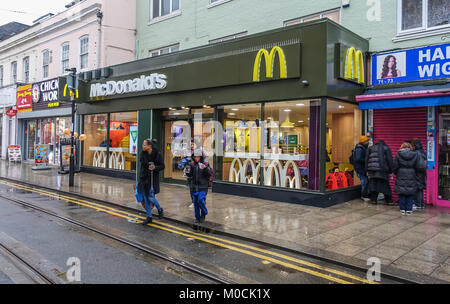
left=66, top=68, right=77, bottom=187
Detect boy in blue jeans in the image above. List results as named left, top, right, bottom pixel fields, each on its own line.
left=186, top=150, right=211, bottom=223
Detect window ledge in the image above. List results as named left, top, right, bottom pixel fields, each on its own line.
left=148, top=10, right=181, bottom=25
left=393, top=26, right=450, bottom=42
left=207, top=0, right=232, bottom=9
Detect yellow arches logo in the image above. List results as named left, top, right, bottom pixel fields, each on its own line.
left=253, top=46, right=288, bottom=82
left=63, top=84, right=79, bottom=99
left=344, top=47, right=365, bottom=84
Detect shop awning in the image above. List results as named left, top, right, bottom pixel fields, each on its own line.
left=357, top=83, right=450, bottom=110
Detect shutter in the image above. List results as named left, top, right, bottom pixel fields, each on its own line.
left=373, top=107, right=427, bottom=203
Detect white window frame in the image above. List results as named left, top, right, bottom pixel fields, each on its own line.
left=208, top=0, right=232, bottom=9
left=396, top=0, right=450, bottom=38
left=79, top=36, right=89, bottom=71
left=42, top=50, right=50, bottom=79
left=0, top=66, right=3, bottom=87
left=284, top=8, right=341, bottom=27
left=149, top=0, right=181, bottom=24
left=148, top=43, right=180, bottom=57
left=23, top=57, right=30, bottom=83
left=11, top=61, right=17, bottom=84
left=61, top=42, right=70, bottom=75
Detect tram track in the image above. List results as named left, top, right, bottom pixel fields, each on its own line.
left=0, top=178, right=428, bottom=284
left=0, top=242, right=56, bottom=284
left=0, top=193, right=238, bottom=284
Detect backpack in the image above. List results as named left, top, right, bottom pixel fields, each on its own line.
left=349, top=149, right=355, bottom=166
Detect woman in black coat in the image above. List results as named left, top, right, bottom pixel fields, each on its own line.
left=139, top=139, right=165, bottom=225
left=393, top=142, right=424, bottom=215
left=412, top=139, right=427, bottom=210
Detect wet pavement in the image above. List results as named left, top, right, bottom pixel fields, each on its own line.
left=1, top=160, right=450, bottom=283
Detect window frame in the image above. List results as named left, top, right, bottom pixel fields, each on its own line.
left=11, top=61, right=17, bottom=84
left=149, top=0, right=181, bottom=24
left=23, top=57, right=30, bottom=83
left=0, top=66, right=4, bottom=87
left=208, top=0, right=233, bottom=9
left=284, top=8, right=341, bottom=27
left=148, top=43, right=180, bottom=58
left=79, top=35, right=89, bottom=71
left=209, top=31, right=248, bottom=44
left=42, top=50, right=50, bottom=79
left=61, top=42, right=70, bottom=75
left=397, top=0, right=450, bottom=35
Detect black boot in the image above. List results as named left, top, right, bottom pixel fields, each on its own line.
left=142, top=217, right=152, bottom=225
left=158, top=208, right=164, bottom=219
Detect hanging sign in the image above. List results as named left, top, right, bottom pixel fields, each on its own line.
left=8, top=145, right=22, bottom=162
left=6, top=109, right=17, bottom=117
left=427, top=106, right=436, bottom=170
left=16, top=85, right=33, bottom=113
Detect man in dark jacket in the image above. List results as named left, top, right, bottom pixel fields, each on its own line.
left=139, top=139, right=165, bottom=225
left=186, top=149, right=211, bottom=223
left=353, top=136, right=370, bottom=200
left=411, top=139, right=427, bottom=210
left=365, top=140, right=394, bottom=205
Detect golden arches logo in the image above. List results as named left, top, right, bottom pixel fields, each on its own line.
left=253, top=46, right=288, bottom=82
left=344, top=47, right=365, bottom=84
left=63, top=84, right=79, bottom=99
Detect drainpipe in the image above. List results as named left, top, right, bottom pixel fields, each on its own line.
left=96, top=11, right=103, bottom=68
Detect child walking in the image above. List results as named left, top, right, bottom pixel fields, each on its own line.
left=186, top=150, right=211, bottom=223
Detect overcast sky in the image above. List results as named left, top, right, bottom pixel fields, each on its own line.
left=0, top=0, right=69, bottom=26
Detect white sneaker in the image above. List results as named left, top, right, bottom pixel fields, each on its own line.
left=406, top=211, right=413, bottom=215
left=361, top=197, right=370, bottom=202
left=401, top=210, right=406, bottom=215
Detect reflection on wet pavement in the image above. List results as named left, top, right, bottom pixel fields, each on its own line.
left=1, top=160, right=450, bottom=282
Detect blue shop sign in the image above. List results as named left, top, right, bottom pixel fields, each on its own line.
left=372, top=43, right=450, bottom=86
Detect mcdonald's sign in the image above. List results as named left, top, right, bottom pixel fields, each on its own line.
left=253, top=46, right=288, bottom=82
left=343, top=47, right=365, bottom=84
left=63, top=83, right=79, bottom=99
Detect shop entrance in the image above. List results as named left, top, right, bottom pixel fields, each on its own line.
left=438, top=107, right=450, bottom=203
left=161, top=108, right=215, bottom=184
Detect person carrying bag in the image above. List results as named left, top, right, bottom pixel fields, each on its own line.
left=139, top=139, right=165, bottom=225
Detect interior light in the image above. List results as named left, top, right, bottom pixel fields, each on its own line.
left=232, top=108, right=239, bottom=111
left=296, top=103, right=305, bottom=106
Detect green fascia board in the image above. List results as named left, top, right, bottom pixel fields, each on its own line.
left=77, top=19, right=368, bottom=114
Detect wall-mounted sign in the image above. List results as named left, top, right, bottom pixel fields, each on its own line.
left=5, top=109, right=17, bottom=117
left=335, top=43, right=366, bottom=84
left=31, top=78, right=61, bottom=109
left=253, top=46, right=287, bottom=82
left=129, top=125, right=138, bottom=155
left=89, top=74, right=167, bottom=99
left=372, top=42, right=450, bottom=86
left=16, top=85, right=33, bottom=113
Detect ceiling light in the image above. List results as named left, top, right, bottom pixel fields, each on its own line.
left=296, top=103, right=305, bottom=106
left=338, top=105, right=344, bottom=109
left=232, top=108, right=239, bottom=111
left=298, top=120, right=304, bottom=123
left=229, top=113, right=236, bottom=116
left=284, top=109, right=291, bottom=112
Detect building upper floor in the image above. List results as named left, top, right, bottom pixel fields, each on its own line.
left=135, top=0, right=450, bottom=60
left=0, top=0, right=136, bottom=89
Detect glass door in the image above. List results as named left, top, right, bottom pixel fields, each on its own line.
left=40, top=118, right=55, bottom=164
left=26, top=120, right=37, bottom=161
left=438, top=112, right=450, bottom=201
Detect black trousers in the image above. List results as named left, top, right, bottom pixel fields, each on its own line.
left=368, top=178, right=392, bottom=202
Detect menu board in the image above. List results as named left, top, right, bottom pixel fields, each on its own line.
left=8, top=145, right=22, bottom=162
left=34, top=144, right=50, bottom=164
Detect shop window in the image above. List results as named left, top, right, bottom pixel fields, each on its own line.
left=219, top=103, right=262, bottom=185
left=110, top=112, right=138, bottom=171
left=326, top=100, right=362, bottom=191
left=83, top=114, right=108, bottom=168
left=264, top=101, right=312, bottom=190
left=438, top=106, right=450, bottom=201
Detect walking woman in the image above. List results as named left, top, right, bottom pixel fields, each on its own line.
left=393, top=142, right=425, bottom=215
left=139, top=139, right=164, bottom=225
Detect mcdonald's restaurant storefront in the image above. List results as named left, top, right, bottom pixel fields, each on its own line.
left=68, top=20, right=369, bottom=207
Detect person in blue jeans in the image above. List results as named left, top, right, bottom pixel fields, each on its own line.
left=139, top=139, right=165, bottom=225
left=186, top=150, right=211, bottom=223
left=393, top=142, right=426, bottom=215
left=353, top=136, right=370, bottom=201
